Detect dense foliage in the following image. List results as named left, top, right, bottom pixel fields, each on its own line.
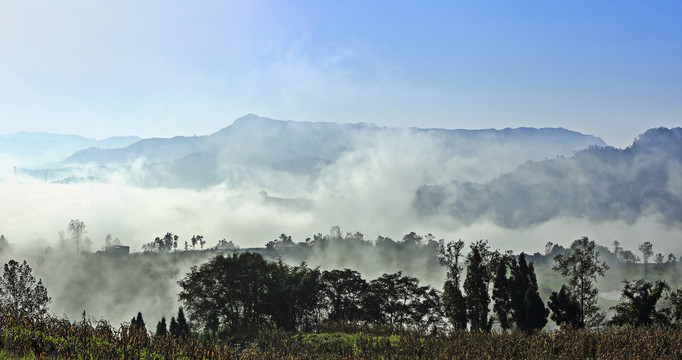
left=177, top=253, right=442, bottom=335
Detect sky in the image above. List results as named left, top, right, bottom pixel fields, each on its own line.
left=0, top=0, right=680, bottom=148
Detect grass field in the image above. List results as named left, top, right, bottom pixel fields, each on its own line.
left=3, top=311, right=682, bottom=359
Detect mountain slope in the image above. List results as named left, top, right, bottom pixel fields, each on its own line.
left=414, top=127, right=682, bottom=227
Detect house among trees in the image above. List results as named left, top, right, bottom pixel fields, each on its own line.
left=98, top=245, right=130, bottom=256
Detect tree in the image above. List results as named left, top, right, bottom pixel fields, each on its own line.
left=134, top=312, right=146, bottom=331
left=0, top=259, right=50, bottom=316
left=552, top=237, right=609, bottom=328
left=321, top=269, right=367, bottom=322
left=612, top=241, right=622, bottom=259
left=668, top=253, right=677, bottom=263
left=104, top=234, right=121, bottom=248
left=168, top=308, right=191, bottom=338
left=524, top=286, right=549, bottom=332
left=278, top=263, right=325, bottom=331
left=464, top=241, right=491, bottom=332
left=545, top=242, right=554, bottom=256
left=143, top=233, right=178, bottom=253
left=366, top=272, right=409, bottom=327
left=216, top=239, right=239, bottom=250
left=176, top=307, right=190, bottom=338
left=510, top=253, right=548, bottom=332
left=179, top=253, right=272, bottom=334
left=169, top=317, right=179, bottom=337
left=156, top=317, right=167, bottom=336
left=438, top=240, right=467, bottom=330
left=608, top=280, right=669, bottom=327
left=639, top=242, right=653, bottom=278
left=410, top=287, right=444, bottom=333
left=618, top=250, right=640, bottom=264
left=68, top=219, right=86, bottom=254
left=492, top=255, right=512, bottom=330
left=655, top=253, right=665, bottom=264
left=668, top=287, right=682, bottom=324
left=548, top=285, right=581, bottom=328
left=0, top=235, right=10, bottom=253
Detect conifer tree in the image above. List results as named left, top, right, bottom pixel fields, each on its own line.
left=176, top=307, right=190, bottom=338
left=156, top=317, right=167, bottom=336
left=509, top=253, right=548, bottom=332
left=464, top=241, right=491, bottom=332
left=524, top=287, right=548, bottom=331
left=169, top=317, right=179, bottom=337
left=492, top=257, right=512, bottom=330
left=135, top=312, right=146, bottom=332
left=0, top=235, right=9, bottom=252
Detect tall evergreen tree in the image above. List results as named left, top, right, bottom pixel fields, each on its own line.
left=464, top=242, right=491, bottom=332
left=492, top=256, right=512, bottom=330
left=155, top=317, right=167, bottom=336
left=510, top=253, right=548, bottom=332
left=442, top=281, right=467, bottom=330
left=169, top=317, right=179, bottom=338
left=524, top=287, right=548, bottom=332
left=0, top=235, right=9, bottom=252
left=135, top=312, right=145, bottom=331
left=176, top=307, right=190, bottom=338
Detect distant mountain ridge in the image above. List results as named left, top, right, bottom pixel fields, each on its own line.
left=22, top=114, right=608, bottom=189
left=414, top=127, right=682, bottom=227
left=0, top=132, right=141, bottom=168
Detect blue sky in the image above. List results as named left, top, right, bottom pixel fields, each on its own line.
left=0, top=0, right=680, bottom=147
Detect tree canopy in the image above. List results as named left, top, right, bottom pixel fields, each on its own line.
left=552, top=237, right=609, bottom=328
left=0, top=259, right=50, bottom=316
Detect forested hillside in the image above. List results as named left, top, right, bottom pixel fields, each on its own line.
left=415, top=127, right=682, bottom=227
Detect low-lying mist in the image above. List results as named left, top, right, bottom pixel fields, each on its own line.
left=0, top=179, right=680, bottom=327
left=0, top=120, right=680, bottom=327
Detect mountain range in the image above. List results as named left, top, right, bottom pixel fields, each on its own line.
left=0, top=132, right=141, bottom=168
left=6, top=114, right=680, bottom=228
left=17, top=114, right=606, bottom=189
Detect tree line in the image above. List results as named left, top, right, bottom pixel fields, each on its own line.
left=3, top=230, right=682, bottom=339
left=173, top=236, right=682, bottom=337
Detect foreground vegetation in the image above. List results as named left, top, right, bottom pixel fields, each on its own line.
left=2, top=310, right=682, bottom=359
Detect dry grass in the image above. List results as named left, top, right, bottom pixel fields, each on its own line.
left=2, top=309, right=682, bottom=359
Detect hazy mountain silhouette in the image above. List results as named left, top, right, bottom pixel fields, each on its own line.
left=20, top=114, right=606, bottom=189
left=414, top=127, right=682, bottom=227
left=0, top=132, right=141, bottom=168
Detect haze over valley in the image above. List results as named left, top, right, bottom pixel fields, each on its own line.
left=0, top=116, right=681, bottom=326
left=2, top=115, right=680, bottom=257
